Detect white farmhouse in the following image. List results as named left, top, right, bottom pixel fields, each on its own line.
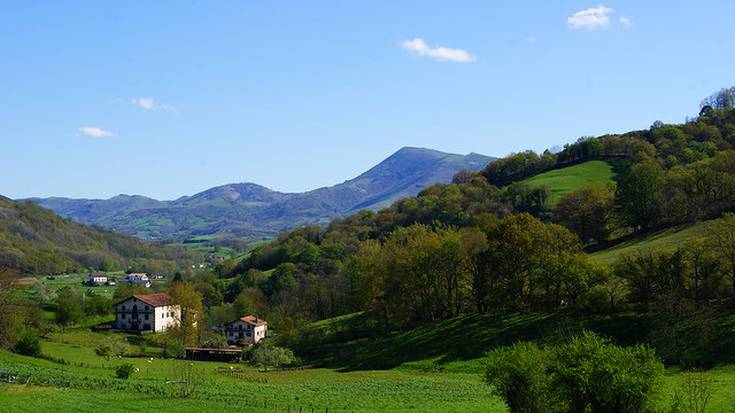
left=225, top=315, right=268, bottom=345
left=87, top=272, right=108, bottom=285
left=114, top=293, right=180, bottom=333
left=125, top=273, right=151, bottom=288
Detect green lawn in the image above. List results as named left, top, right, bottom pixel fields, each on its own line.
left=591, top=218, right=716, bottom=266
left=521, top=160, right=618, bottom=204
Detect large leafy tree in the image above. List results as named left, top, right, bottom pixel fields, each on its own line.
left=616, top=160, right=665, bottom=231
left=554, top=184, right=614, bottom=244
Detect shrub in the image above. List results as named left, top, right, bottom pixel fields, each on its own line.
left=485, top=332, right=665, bottom=413
left=95, top=337, right=126, bottom=360
left=551, top=332, right=664, bottom=413
left=115, top=363, right=135, bottom=379
left=485, top=342, right=564, bottom=413
left=13, top=333, right=41, bottom=357
left=251, top=342, right=296, bottom=372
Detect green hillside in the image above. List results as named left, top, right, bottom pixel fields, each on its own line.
left=521, top=160, right=617, bottom=204
left=591, top=218, right=716, bottom=265
left=298, top=311, right=650, bottom=373
left=0, top=196, right=197, bottom=275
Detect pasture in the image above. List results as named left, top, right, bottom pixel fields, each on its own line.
left=521, top=160, right=617, bottom=204
left=2, top=311, right=735, bottom=412
left=590, top=218, right=716, bottom=265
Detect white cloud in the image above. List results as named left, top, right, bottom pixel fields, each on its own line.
left=400, top=38, right=476, bottom=63
left=132, top=97, right=177, bottom=113
left=619, top=16, right=633, bottom=27
left=79, top=127, right=114, bottom=138
left=567, top=5, right=614, bottom=30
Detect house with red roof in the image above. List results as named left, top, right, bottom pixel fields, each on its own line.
left=225, top=315, right=268, bottom=345
left=114, top=293, right=180, bottom=333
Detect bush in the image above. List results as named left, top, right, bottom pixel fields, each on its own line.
left=95, top=337, right=126, bottom=360
left=485, top=342, right=564, bottom=413
left=115, top=363, right=135, bottom=379
left=485, top=332, right=665, bottom=413
left=251, top=342, right=296, bottom=372
left=552, top=332, right=663, bottom=413
left=13, top=333, right=41, bottom=357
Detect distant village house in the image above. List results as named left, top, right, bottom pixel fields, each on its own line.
left=125, top=273, right=151, bottom=288
left=86, top=272, right=108, bottom=285
left=114, top=293, right=180, bottom=333
left=225, top=315, right=268, bottom=345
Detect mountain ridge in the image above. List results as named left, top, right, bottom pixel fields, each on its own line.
left=26, top=147, right=495, bottom=240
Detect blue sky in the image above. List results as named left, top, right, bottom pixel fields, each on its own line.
left=2, top=1, right=734, bottom=200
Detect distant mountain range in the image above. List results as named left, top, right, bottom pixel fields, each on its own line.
left=26, top=147, right=494, bottom=240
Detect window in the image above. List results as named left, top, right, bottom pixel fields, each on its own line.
left=161, top=313, right=164, bottom=319
left=144, top=314, right=149, bottom=320
left=246, top=332, right=251, bottom=337
left=145, top=305, right=149, bottom=311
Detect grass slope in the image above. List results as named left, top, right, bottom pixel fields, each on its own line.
left=301, top=312, right=651, bottom=373
left=521, top=160, right=617, bottom=204
left=591, top=218, right=717, bottom=265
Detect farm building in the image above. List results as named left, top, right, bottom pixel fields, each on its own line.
left=125, top=273, right=151, bottom=288
left=86, top=272, right=108, bottom=285
left=114, top=293, right=180, bottom=333
left=225, top=315, right=268, bottom=345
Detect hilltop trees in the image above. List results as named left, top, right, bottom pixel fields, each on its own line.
left=701, top=86, right=735, bottom=111
left=554, top=184, right=614, bottom=244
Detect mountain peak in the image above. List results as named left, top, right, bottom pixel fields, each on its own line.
left=28, top=147, right=495, bottom=240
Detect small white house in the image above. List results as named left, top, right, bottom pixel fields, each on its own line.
left=125, top=273, right=151, bottom=288
left=114, top=293, right=180, bottom=333
left=225, top=315, right=268, bottom=345
left=87, top=272, right=108, bottom=285
left=126, top=273, right=149, bottom=281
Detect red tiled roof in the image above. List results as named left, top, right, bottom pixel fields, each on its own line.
left=90, top=272, right=107, bottom=277
left=115, top=293, right=174, bottom=307
left=238, top=315, right=267, bottom=326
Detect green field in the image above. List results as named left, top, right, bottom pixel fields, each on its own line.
left=20, top=272, right=169, bottom=301
left=591, top=218, right=716, bottom=265
left=2, top=311, right=735, bottom=411
left=521, top=160, right=618, bottom=204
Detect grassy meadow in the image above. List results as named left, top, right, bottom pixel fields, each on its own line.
left=3, top=310, right=735, bottom=412
left=521, top=160, right=618, bottom=204
left=591, top=218, right=716, bottom=265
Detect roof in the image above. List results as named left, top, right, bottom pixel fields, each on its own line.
left=89, top=272, right=107, bottom=277
left=114, top=293, right=175, bottom=307
left=229, top=315, right=267, bottom=327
